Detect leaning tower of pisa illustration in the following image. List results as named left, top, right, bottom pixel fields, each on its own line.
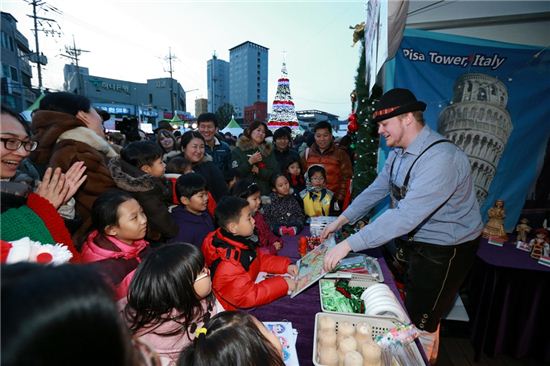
left=438, top=73, right=513, bottom=204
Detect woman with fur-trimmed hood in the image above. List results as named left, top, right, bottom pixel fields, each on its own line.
left=231, top=121, right=279, bottom=195
left=31, top=92, right=117, bottom=245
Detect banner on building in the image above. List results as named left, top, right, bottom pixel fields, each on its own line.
left=385, top=29, right=550, bottom=231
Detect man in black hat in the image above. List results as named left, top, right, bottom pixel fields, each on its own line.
left=321, top=88, right=483, bottom=362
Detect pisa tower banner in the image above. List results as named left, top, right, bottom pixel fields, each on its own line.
left=385, top=29, right=549, bottom=231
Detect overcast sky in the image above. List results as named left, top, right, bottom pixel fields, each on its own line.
left=4, top=0, right=548, bottom=118
left=3, top=0, right=371, bottom=118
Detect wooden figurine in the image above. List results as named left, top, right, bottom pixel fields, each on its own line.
left=530, top=228, right=549, bottom=260
left=515, top=218, right=532, bottom=243
left=482, top=199, right=508, bottom=240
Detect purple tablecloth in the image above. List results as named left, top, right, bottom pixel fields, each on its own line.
left=476, top=238, right=550, bottom=271
left=249, top=227, right=428, bottom=365
left=469, top=238, right=550, bottom=362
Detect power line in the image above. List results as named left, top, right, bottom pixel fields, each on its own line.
left=59, top=36, right=90, bottom=95
left=24, top=0, right=62, bottom=90
left=164, top=47, right=178, bottom=114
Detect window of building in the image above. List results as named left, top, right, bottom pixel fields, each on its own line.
left=1, top=63, right=10, bottom=78
left=149, top=93, right=153, bottom=104
left=10, top=66, right=18, bottom=82
left=22, top=73, right=31, bottom=88
left=1, top=32, right=8, bottom=49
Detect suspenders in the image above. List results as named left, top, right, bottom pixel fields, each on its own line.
left=389, top=139, right=450, bottom=202
left=388, top=139, right=451, bottom=241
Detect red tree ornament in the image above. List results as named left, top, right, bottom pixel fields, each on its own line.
left=348, top=112, right=359, bottom=133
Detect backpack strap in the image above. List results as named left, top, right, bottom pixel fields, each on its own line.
left=209, top=234, right=256, bottom=279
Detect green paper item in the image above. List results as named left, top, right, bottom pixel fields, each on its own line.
left=320, top=279, right=365, bottom=314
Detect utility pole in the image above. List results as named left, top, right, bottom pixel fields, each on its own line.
left=25, top=0, right=62, bottom=91
left=164, top=47, right=178, bottom=116
left=60, top=36, right=90, bottom=95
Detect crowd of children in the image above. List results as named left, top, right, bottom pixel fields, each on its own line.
left=1, top=100, right=351, bottom=365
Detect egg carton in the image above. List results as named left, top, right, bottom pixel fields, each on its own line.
left=312, top=312, right=425, bottom=366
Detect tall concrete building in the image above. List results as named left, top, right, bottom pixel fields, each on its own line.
left=195, top=98, right=208, bottom=117
left=1, top=12, right=35, bottom=111
left=64, top=64, right=186, bottom=124
left=207, top=54, right=229, bottom=114
left=229, top=41, right=268, bottom=119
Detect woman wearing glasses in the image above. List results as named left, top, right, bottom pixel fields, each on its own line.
left=1, top=105, right=84, bottom=261
left=30, top=92, right=118, bottom=244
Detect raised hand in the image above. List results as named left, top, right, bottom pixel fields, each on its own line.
left=61, top=161, right=87, bottom=204
left=35, top=167, right=67, bottom=209
left=248, top=151, right=263, bottom=165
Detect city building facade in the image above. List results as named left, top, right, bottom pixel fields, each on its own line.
left=195, top=98, right=208, bottom=117
left=296, top=110, right=340, bottom=131
left=207, top=54, right=229, bottom=114
left=1, top=12, right=35, bottom=111
left=243, top=101, right=267, bottom=127
left=229, top=41, right=268, bottom=119
left=64, top=64, right=186, bottom=124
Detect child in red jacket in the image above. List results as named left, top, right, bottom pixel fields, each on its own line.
left=231, top=179, right=282, bottom=255
left=202, top=196, right=297, bottom=310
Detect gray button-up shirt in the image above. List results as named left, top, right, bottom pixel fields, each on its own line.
left=344, top=126, right=483, bottom=251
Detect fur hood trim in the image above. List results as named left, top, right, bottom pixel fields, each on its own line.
left=236, top=135, right=273, bottom=155
left=196, top=153, right=213, bottom=164
left=108, top=157, right=156, bottom=192
left=57, top=127, right=118, bottom=158
left=163, top=150, right=180, bottom=161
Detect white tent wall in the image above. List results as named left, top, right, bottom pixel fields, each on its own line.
left=405, top=1, right=550, bottom=47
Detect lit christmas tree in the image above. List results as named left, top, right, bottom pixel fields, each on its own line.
left=350, top=37, right=382, bottom=199
left=267, top=62, right=300, bottom=134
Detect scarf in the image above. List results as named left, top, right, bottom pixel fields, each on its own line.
left=81, top=230, right=148, bottom=263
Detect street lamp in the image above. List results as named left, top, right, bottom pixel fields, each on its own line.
left=185, top=88, right=199, bottom=116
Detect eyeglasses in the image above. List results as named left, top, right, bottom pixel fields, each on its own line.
left=195, top=267, right=210, bottom=282
left=0, top=138, right=38, bottom=152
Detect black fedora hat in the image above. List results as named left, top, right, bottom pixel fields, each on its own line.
left=372, top=88, right=426, bottom=123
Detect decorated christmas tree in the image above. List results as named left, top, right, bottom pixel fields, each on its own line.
left=349, top=36, right=382, bottom=199
left=267, top=62, right=300, bottom=134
